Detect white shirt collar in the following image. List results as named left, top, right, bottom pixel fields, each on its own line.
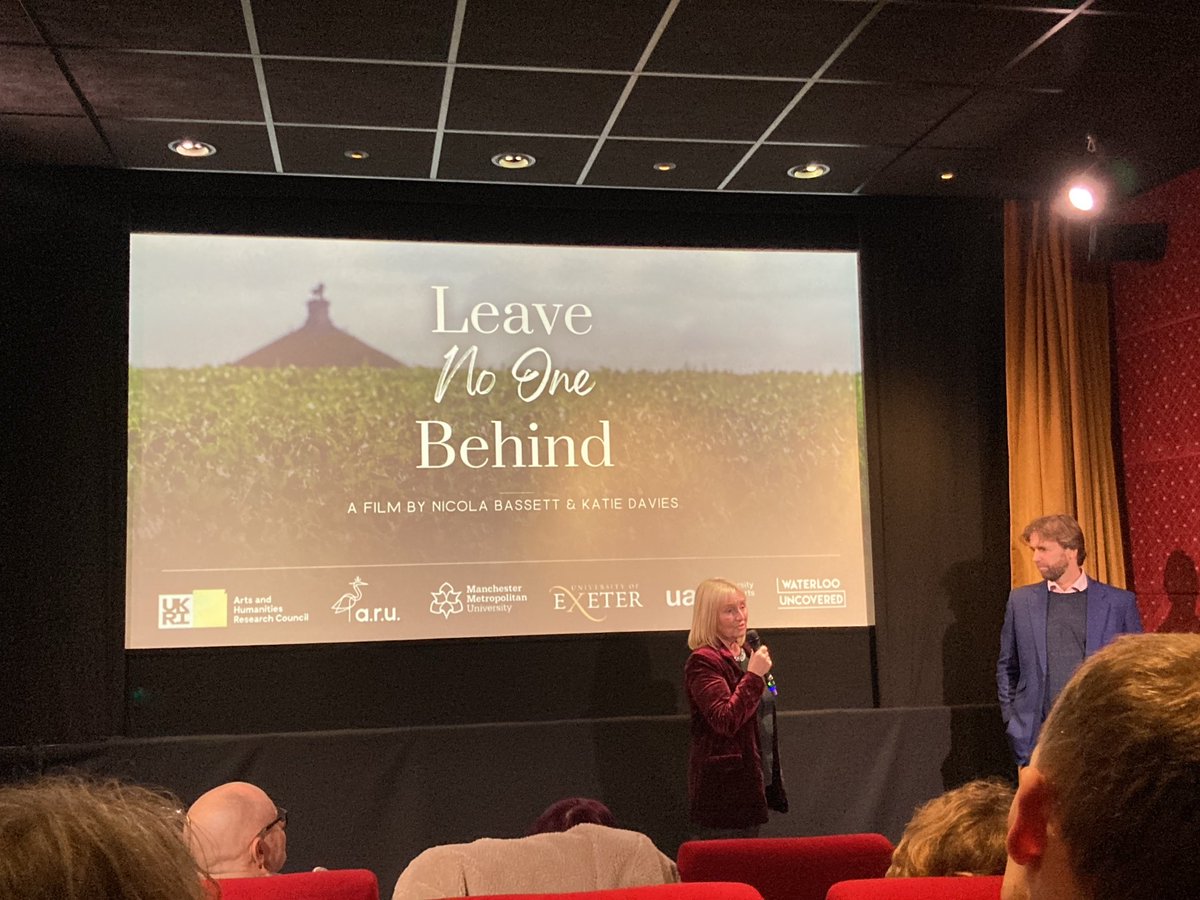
left=1048, top=571, right=1089, bottom=593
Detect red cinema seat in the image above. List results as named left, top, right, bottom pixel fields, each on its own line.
left=677, top=835, right=895, bottom=900
left=825, top=875, right=1003, bottom=900
left=205, top=869, right=379, bottom=900
left=452, top=884, right=763, bottom=900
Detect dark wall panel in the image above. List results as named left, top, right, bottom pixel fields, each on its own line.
left=2, top=168, right=128, bottom=745
left=860, top=202, right=1009, bottom=708
left=124, top=629, right=874, bottom=736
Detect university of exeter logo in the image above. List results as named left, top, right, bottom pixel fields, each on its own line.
left=551, top=584, right=643, bottom=622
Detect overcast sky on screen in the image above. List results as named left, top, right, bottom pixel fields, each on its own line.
left=130, top=234, right=862, bottom=373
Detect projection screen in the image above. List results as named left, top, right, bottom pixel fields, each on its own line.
left=126, top=234, right=872, bottom=648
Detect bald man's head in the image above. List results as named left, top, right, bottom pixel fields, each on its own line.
left=186, top=782, right=287, bottom=879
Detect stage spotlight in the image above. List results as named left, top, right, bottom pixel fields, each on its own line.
left=1056, top=135, right=1108, bottom=218
left=1058, top=172, right=1108, bottom=217
left=1068, top=184, right=1095, bottom=211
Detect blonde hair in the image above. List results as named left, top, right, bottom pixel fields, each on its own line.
left=688, top=578, right=745, bottom=650
left=886, top=778, right=1013, bottom=877
left=0, top=775, right=207, bottom=900
left=1035, top=633, right=1200, bottom=900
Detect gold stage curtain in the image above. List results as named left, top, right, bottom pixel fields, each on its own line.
left=1004, top=200, right=1127, bottom=588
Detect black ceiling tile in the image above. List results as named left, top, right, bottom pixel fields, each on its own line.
left=263, top=60, right=444, bottom=128
left=437, top=132, right=596, bottom=184
left=936, top=84, right=1161, bottom=163
left=0, top=113, right=113, bottom=165
left=727, top=143, right=900, bottom=193
left=458, top=0, right=665, bottom=70
left=614, top=76, right=801, bottom=141
left=0, top=45, right=80, bottom=114
left=1038, top=85, right=1156, bottom=152
left=647, top=0, right=869, bottom=78
left=276, top=126, right=435, bottom=178
left=859, top=146, right=1043, bottom=198
left=62, top=50, right=263, bottom=119
left=912, top=0, right=1066, bottom=5
left=447, top=68, right=626, bottom=136
left=1059, top=67, right=1200, bottom=196
left=1, top=0, right=39, bottom=42
left=584, top=138, right=753, bottom=190
left=252, top=0, right=458, bottom=60
left=32, top=0, right=248, bottom=52
left=102, top=119, right=275, bottom=170
left=826, top=5, right=1064, bottom=85
left=1004, top=13, right=1200, bottom=89
left=774, top=82, right=973, bottom=146
left=918, top=89, right=1064, bottom=150
left=1087, top=1, right=1200, bottom=16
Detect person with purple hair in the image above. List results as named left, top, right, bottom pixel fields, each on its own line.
left=529, top=797, right=617, bottom=834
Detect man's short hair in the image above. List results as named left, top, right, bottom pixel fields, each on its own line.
left=1022, top=514, right=1087, bottom=564
left=0, top=776, right=206, bottom=900
left=887, top=778, right=1014, bottom=878
left=1035, top=633, right=1200, bottom=900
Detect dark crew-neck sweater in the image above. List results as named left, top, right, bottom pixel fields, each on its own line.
left=1044, top=587, right=1088, bottom=716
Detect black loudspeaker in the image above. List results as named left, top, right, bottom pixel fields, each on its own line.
left=1100, top=222, right=1169, bottom=262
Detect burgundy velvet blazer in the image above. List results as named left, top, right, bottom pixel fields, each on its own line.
left=684, top=644, right=768, bottom=829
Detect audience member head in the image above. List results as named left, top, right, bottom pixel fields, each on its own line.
left=887, top=778, right=1014, bottom=877
left=1022, top=514, right=1087, bottom=566
left=529, top=797, right=617, bottom=835
left=687, top=577, right=746, bottom=650
left=0, top=775, right=205, bottom=900
left=186, top=781, right=287, bottom=879
left=1002, top=633, right=1200, bottom=900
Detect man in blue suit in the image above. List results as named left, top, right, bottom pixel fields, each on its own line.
left=996, top=514, right=1143, bottom=766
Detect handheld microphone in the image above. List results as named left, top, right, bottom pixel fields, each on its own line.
left=744, top=629, right=778, bottom=696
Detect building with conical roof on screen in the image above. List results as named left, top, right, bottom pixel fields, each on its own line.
left=235, top=284, right=403, bottom=367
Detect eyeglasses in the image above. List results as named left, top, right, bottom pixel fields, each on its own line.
left=255, top=806, right=287, bottom=840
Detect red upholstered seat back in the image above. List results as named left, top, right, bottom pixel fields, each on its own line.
left=205, top=869, right=379, bottom=900
left=677, top=835, right=895, bottom=900
left=825, top=875, right=1003, bottom=900
left=454, top=884, right=763, bottom=900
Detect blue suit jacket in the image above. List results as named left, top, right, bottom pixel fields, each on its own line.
left=996, top=578, right=1142, bottom=765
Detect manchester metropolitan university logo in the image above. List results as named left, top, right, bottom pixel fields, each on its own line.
left=430, top=582, right=464, bottom=618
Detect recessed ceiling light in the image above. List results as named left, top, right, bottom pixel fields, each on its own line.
left=653, top=162, right=676, bottom=172
left=168, top=138, right=216, bottom=158
left=939, top=171, right=955, bottom=181
left=787, top=162, right=830, bottom=180
left=492, top=152, right=536, bottom=170
left=344, top=150, right=370, bottom=160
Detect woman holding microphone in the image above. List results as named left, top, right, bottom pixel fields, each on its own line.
left=684, top=577, right=780, bottom=837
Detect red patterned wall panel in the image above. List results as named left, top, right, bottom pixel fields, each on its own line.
left=1111, top=166, right=1200, bottom=632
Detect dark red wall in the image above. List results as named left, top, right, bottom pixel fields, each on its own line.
left=1111, top=167, right=1200, bottom=632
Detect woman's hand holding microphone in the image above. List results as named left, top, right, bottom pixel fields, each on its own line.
left=747, top=644, right=772, bottom=677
